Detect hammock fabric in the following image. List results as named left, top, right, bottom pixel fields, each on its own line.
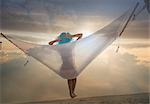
left=1, top=3, right=139, bottom=79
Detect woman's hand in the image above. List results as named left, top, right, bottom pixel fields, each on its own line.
left=71, top=33, right=83, bottom=40
left=76, top=34, right=82, bottom=40
left=49, top=41, right=55, bottom=45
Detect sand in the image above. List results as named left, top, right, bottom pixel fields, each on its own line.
left=21, top=93, right=149, bottom=104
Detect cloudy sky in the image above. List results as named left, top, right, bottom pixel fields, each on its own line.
left=0, top=0, right=149, bottom=103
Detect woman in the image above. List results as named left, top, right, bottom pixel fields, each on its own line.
left=49, top=32, right=82, bottom=98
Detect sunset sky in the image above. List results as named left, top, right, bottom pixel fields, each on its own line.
left=0, top=0, right=149, bottom=103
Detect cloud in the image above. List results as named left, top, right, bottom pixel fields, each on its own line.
left=1, top=0, right=66, bottom=33
left=0, top=51, right=23, bottom=63
left=77, top=47, right=149, bottom=97
left=1, top=56, right=68, bottom=103
left=116, top=40, right=150, bottom=66
left=121, top=43, right=150, bottom=49
left=1, top=0, right=148, bottom=39
left=122, top=18, right=149, bottom=39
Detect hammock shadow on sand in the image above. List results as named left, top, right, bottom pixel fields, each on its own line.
left=1, top=3, right=139, bottom=79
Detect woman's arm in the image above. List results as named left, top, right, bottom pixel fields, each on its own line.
left=49, top=39, right=61, bottom=45
left=71, top=33, right=83, bottom=40
left=49, top=33, right=83, bottom=45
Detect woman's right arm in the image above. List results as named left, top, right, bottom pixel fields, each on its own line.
left=49, top=39, right=61, bottom=45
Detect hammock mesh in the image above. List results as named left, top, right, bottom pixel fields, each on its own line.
left=2, top=4, right=138, bottom=79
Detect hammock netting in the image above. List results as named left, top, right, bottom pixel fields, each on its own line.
left=2, top=3, right=139, bottom=79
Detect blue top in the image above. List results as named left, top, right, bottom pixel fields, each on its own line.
left=58, top=32, right=72, bottom=45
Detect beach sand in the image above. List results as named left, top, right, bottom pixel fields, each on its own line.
left=22, top=93, right=149, bottom=104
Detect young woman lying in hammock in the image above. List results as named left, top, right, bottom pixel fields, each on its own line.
left=49, top=32, right=82, bottom=98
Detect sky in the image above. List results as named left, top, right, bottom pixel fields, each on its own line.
left=0, top=0, right=150, bottom=103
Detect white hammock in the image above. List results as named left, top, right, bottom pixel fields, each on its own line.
left=1, top=3, right=139, bottom=79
